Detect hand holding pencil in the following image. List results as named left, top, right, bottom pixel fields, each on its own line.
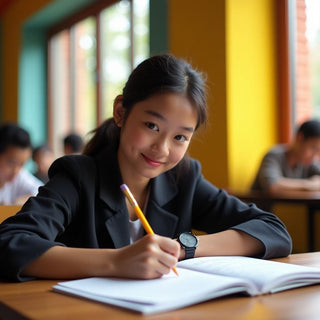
left=120, top=184, right=179, bottom=276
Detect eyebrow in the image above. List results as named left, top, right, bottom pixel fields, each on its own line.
left=145, top=110, right=195, bottom=133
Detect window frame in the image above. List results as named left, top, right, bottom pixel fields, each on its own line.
left=47, top=0, right=133, bottom=151
left=275, top=0, right=293, bottom=143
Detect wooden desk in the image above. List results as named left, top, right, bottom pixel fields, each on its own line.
left=232, top=190, right=320, bottom=252
left=1, top=252, right=320, bottom=320
left=0, top=206, right=21, bottom=223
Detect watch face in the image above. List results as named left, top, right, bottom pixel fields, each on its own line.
left=179, top=232, right=198, bottom=247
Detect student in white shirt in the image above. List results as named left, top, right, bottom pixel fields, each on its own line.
left=0, top=123, right=43, bottom=205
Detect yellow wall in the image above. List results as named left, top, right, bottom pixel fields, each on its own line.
left=169, top=0, right=229, bottom=188
left=1, top=0, right=51, bottom=121
left=169, top=0, right=277, bottom=191
left=226, top=0, right=278, bottom=191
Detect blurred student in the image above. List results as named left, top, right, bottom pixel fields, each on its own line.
left=32, top=144, right=55, bottom=183
left=251, top=119, right=320, bottom=193
left=63, top=133, right=83, bottom=154
left=0, top=123, right=43, bottom=205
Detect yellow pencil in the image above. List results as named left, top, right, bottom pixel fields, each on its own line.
left=120, top=184, right=179, bottom=276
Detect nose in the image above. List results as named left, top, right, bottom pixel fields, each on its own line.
left=151, top=136, right=169, bottom=157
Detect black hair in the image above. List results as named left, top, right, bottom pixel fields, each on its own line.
left=0, top=123, right=32, bottom=154
left=297, top=119, right=320, bottom=139
left=63, top=133, right=84, bottom=153
left=84, top=54, right=207, bottom=156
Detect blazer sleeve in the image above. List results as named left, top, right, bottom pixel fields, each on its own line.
left=0, top=155, right=96, bottom=282
left=185, top=160, right=292, bottom=259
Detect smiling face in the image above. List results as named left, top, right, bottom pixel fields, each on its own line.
left=115, top=92, right=198, bottom=185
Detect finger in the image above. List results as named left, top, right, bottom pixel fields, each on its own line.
left=141, top=236, right=179, bottom=275
left=159, top=237, right=180, bottom=258
left=155, top=247, right=179, bottom=275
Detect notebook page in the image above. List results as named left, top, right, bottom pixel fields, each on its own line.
left=177, top=256, right=320, bottom=293
left=53, top=268, right=254, bottom=313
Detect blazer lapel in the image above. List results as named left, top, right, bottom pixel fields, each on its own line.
left=104, top=208, right=130, bottom=248
left=147, top=172, right=179, bottom=238
left=95, top=149, right=131, bottom=248
left=95, top=148, right=181, bottom=246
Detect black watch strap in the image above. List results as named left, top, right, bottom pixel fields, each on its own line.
left=184, top=246, right=196, bottom=259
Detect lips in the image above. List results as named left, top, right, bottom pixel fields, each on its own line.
left=141, top=154, right=163, bottom=167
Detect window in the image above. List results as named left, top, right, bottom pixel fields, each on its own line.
left=289, top=0, right=320, bottom=125
left=305, top=0, right=320, bottom=118
left=48, top=0, right=149, bottom=155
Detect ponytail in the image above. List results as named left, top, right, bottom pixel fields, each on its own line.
left=83, top=118, right=120, bottom=156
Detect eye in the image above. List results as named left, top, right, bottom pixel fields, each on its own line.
left=145, top=122, right=159, bottom=131
left=175, top=135, right=188, bottom=142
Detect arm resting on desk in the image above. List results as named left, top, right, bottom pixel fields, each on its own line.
left=189, top=229, right=265, bottom=260
left=269, top=176, right=320, bottom=193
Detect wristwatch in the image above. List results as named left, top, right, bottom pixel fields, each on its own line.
left=178, top=232, right=199, bottom=259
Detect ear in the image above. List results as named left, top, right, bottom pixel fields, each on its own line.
left=113, top=95, right=125, bottom=127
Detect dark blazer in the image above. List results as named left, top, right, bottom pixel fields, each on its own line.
left=0, top=147, right=292, bottom=281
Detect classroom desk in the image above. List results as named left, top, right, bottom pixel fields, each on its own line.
left=232, top=190, right=320, bottom=252
left=1, top=252, right=320, bottom=320
left=0, top=206, right=22, bottom=224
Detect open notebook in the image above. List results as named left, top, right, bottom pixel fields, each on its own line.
left=53, top=256, right=320, bottom=314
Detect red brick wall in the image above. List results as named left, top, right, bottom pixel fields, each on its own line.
left=295, top=0, right=312, bottom=124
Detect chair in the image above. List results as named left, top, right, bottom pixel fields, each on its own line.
left=0, top=205, right=22, bottom=223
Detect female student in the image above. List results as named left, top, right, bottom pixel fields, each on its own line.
left=0, top=54, right=292, bottom=282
